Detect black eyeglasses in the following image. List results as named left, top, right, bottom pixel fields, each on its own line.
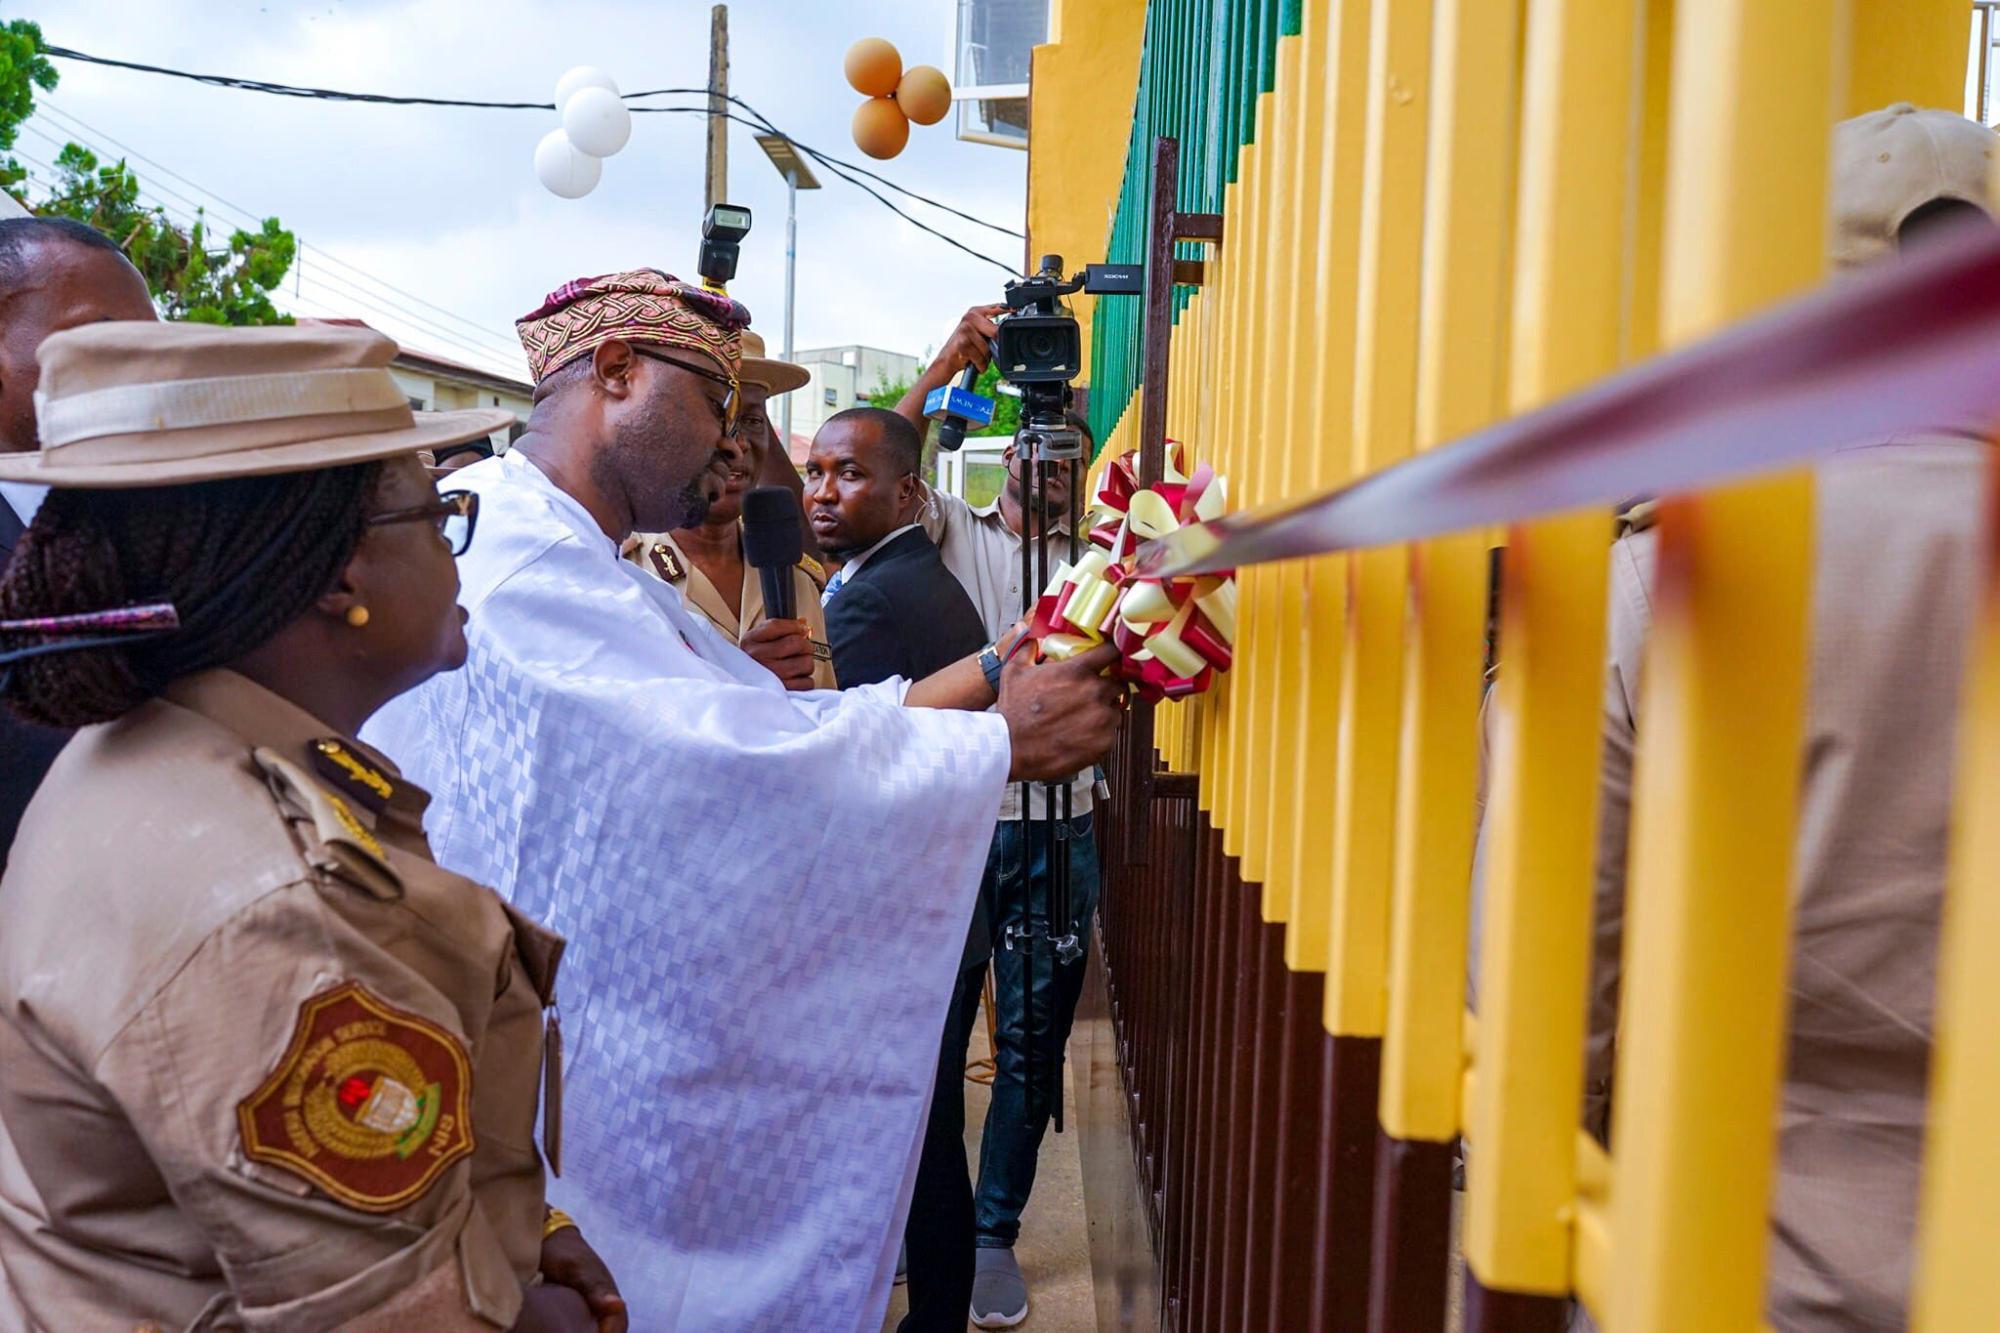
left=366, top=489, right=479, bottom=557
left=631, top=345, right=741, bottom=435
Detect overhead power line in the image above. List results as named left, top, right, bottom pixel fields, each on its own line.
left=14, top=137, right=527, bottom=376
left=40, top=42, right=1028, bottom=260
left=31, top=99, right=528, bottom=359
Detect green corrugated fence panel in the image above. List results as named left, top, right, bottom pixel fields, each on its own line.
left=1088, top=0, right=1279, bottom=450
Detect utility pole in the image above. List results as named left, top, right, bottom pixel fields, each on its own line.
left=705, top=5, right=729, bottom=213
left=755, top=135, right=819, bottom=451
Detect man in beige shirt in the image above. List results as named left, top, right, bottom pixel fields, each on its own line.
left=624, top=330, right=835, bottom=689
left=1584, top=103, right=1996, bottom=1331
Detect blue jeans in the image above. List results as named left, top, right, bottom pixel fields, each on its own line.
left=973, top=811, right=1100, bottom=1249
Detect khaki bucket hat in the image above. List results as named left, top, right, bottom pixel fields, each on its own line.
left=0, top=320, right=516, bottom=487
left=739, top=328, right=809, bottom=395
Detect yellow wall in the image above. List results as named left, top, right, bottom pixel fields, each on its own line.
left=1025, top=0, right=1149, bottom=387
left=1847, top=0, right=1968, bottom=114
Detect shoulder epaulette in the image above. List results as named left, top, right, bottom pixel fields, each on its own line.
left=253, top=748, right=402, bottom=901
left=647, top=542, right=687, bottom=583
left=309, top=738, right=394, bottom=815
left=797, top=553, right=827, bottom=588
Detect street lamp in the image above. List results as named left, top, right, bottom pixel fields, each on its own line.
left=754, top=134, right=821, bottom=455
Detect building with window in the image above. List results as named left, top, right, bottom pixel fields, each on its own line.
left=783, top=344, right=922, bottom=462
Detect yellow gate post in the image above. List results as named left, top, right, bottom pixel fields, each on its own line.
left=1605, top=1, right=1832, bottom=1328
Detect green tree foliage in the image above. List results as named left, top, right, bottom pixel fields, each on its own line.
left=868, top=363, right=1021, bottom=438
left=0, top=19, right=295, bottom=326
left=39, top=144, right=295, bottom=324
left=0, top=19, right=56, bottom=200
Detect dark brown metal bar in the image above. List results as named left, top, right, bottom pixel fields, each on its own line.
left=1138, top=134, right=1179, bottom=489
left=1308, top=1034, right=1384, bottom=1333
left=1268, top=969, right=1327, bottom=1331
left=1200, top=835, right=1239, bottom=1327
left=1240, top=918, right=1286, bottom=1332
left=1124, top=134, right=1185, bottom=868
left=1366, top=1133, right=1454, bottom=1333
left=1189, top=825, right=1218, bottom=1323
left=1216, top=873, right=1258, bottom=1328
left=1464, top=1279, right=1568, bottom=1333
left=1174, top=211, right=1226, bottom=242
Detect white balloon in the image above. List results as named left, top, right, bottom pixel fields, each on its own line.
left=555, top=64, right=619, bottom=107
left=534, top=129, right=602, bottom=199
left=562, top=86, right=633, bottom=158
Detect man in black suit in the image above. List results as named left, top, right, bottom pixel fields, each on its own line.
left=808, top=406, right=992, bottom=1331
left=0, top=218, right=155, bottom=869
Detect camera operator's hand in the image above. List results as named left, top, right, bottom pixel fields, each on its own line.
left=999, top=642, right=1126, bottom=782
left=931, top=304, right=1005, bottom=379
left=740, top=617, right=819, bottom=692
left=894, top=304, right=1008, bottom=436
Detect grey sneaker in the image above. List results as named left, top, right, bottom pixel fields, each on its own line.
left=970, top=1247, right=1028, bottom=1328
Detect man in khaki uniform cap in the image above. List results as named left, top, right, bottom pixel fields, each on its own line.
left=624, top=329, right=836, bottom=689
left=0, top=320, right=621, bottom=1329
left=1585, top=104, right=1998, bottom=1331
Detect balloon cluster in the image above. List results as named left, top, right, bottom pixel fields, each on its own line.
left=534, top=66, right=635, bottom=200
left=844, top=38, right=951, bottom=161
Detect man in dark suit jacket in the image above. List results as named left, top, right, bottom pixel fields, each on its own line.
left=808, top=406, right=992, bottom=1332
left=0, top=217, right=156, bottom=869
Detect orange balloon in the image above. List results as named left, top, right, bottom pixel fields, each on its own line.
left=896, top=65, right=952, bottom=127
left=852, top=96, right=910, bottom=160
left=844, top=38, right=903, bottom=98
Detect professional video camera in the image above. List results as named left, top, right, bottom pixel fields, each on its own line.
left=927, top=253, right=1141, bottom=453
left=995, top=254, right=1088, bottom=461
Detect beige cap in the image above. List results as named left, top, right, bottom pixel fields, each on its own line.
left=740, top=328, right=809, bottom=395
left=0, top=321, right=514, bottom=488
left=1830, top=103, right=1998, bottom=269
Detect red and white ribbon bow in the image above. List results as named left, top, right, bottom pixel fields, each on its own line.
left=1023, top=444, right=1236, bottom=702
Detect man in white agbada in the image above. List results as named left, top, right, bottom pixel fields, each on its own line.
left=364, top=269, right=1123, bottom=1330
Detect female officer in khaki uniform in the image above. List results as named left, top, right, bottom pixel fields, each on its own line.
left=0, top=322, right=623, bottom=1331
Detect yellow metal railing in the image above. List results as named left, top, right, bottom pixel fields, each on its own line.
left=1049, top=0, right=2000, bottom=1328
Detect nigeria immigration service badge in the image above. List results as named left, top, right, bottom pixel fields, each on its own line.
left=237, top=981, right=475, bottom=1212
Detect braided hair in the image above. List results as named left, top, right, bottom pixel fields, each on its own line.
left=0, top=462, right=383, bottom=728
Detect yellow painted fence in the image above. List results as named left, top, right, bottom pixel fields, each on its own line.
left=1035, top=0, right=2000, bottom=1328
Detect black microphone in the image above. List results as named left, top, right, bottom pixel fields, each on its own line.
left=741, top=486, right=803, bottom=621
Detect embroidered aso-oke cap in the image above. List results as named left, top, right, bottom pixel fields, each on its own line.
left=515, top=268, right=753, bottom=385
left=0, top=321, right=514, bottom=488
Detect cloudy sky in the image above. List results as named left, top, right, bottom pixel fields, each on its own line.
left=10, top=0, right=1030, bottom=382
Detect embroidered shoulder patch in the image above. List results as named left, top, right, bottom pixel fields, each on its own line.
left=797, top=553, right=826, bottom=587
left=649, top=543, right=687, bottom=582
left=238, top=982, right=475, bottom=1213
left=309, top=738, right=395, bottom=814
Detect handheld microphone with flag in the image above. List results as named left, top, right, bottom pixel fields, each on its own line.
left=741, top=486, right=803, bottom=621
left=925, top=363, right=997, bottom=452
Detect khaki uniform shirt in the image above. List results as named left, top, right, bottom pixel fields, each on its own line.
left=623, top=528, right=837, bottom=689
left=1587, top=433, right=1986, bottom=1331
left=0, top=670, right=562, bottom=1331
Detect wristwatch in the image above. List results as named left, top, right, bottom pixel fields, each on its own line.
left=979, top=643, right=1005, bottom=695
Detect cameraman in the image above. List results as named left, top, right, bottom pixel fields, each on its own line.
left=897, top=307, right=1101, bottom=1329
